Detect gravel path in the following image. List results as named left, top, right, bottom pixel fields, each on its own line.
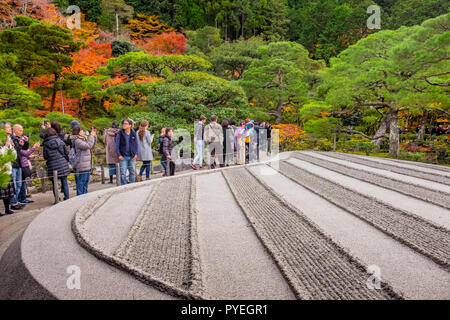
left=250, top=165, right=450, bottom=299
left=83, top=187, right=153, bottom=255
left=114, top=176, right=202, bottom=297
left=196, top=172, right=295, bottom=300
left=222, top=167, right=401, bottom=300
left=380, top=156, right=450, bottom=173
left=292, top=152, right=450, bottom=210
left=343, top=153, right=450, bottom=176
left=323, top=152, right=449, bottom=185
left=303, top=151, right=450, bottom=193
left=275, top=160, right=450, bottom=270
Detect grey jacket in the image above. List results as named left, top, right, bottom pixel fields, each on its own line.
left=194, top=121, right=204, bottom=142
left=137, top=130, right=154, bottom=161
left=204, top=122, right=224, bottom=145
left=104, top=128, right=119, bottom=164
left=72, top=135, right=96, bottom=172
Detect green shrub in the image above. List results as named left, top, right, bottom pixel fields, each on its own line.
left=46, top=112, right=86, bottom=132
left=399, top=152, right=426, bottom=162
left=356, top=140, right=376, bottom=155
left=93, top=118, right=115, bottom=131
left=317, top=138, right=333, bottom=151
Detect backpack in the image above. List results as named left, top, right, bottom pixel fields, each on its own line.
left=69, top=143, right=83, bottom=168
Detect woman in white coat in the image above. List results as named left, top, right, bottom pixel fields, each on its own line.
left=137, top=120, right=154, bottom=180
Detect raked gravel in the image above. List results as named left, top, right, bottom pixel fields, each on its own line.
left=323, top=152, right=449, bottom=185
left=222, top=167, right=401, bottom=300
left=377, top=156, right=450, bottom=173
left=275, top=160, right=450, bottom=270
left=114, top=176, right=203, bottom=296
left=339, top=152, right=450, bottom=175
left=292, top=152, right=450, bottom=210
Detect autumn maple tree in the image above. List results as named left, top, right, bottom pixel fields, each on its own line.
left=134, top=32, right=186, bottom=55
left=126, top=14, right=175, bottom=39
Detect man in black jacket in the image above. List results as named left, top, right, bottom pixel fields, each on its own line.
left=115, top=119, right=139, bottom=185
left=10, top=124, right=29, bottom=210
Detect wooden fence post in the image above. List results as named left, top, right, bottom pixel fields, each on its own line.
left=53, top=170, right=59, bottom=204
left=116, top=163, right=121, bottom=186
left=333, top=130, right=337, bottom=152
left=101, top=164, right=105, bottom=184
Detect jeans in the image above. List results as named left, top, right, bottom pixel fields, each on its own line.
left=18, top=179, right=27, bottom=203
left=139, top=161, right=151, bottom=180
left=192, top=140, right=204, bottom=168
left=120, top=156, right=136, bottom=185
left=11, top=167, right=22, bottom=205
left=76, top=171, right=90, bottom=196
left=51, top=176, right=70, bottom=200
left=161, top=160, right=167, bottom=173
left=108, top=164, right=117, bottom=176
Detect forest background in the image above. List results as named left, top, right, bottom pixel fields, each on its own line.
left=0, top=0, right=448, bottom=168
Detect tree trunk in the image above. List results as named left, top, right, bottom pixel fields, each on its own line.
left=60, top=89, right=64, bottom=114
left=417, top=110, right=428, bottom=141
left=275, top=99, right=283, bottom=124
left=78, top=102, right=83, bottom=119
left=115, top=12, right=119, bottom=36
left=372, top=118, right=388, bottom=146
left=388, top=109, right=399, bottom=158
left=49, top=73, right=59, bottom=113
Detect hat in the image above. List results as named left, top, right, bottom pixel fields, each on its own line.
left=70, top=120, right=80, bottom=128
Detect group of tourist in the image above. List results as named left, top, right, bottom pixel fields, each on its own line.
left=0, top=115, right=272, bottom=216
left=190, top=115, right=272, bottom=170
left=0, top=120, right=98, bottom=216
left=104, top=118, right=156, bottom=184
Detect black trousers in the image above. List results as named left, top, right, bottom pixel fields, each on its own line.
left=3, top=198, right=10, bottom=213
left=166, top=160, right=176, bottom=176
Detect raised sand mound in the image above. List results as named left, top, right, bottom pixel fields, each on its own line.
left=1, top=151, right=449, bottom=300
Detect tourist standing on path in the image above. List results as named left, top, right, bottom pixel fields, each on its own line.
left=158, top=128, right=167, bottom=176
left=50, top=121, right=71, bottom=146
left=0, top=124, right=17, bottom=216
left=43, top=128, right=71, bottom=201
left=137, top=120, right=154, bottom=181
left=220, top=119, right=230, bottom=168
left=104, top=121, right=120, bottom=184
left=229, top=119, right=237, bottom=164
left=204, top=115, right=224, bottom=169
left=10, top=124, right=29, bottom=210
left=234, top=122, right=246, bottom=165
left=116, top=119, right=139, bottom=185
left=191, top=115, right=206, bottom=170
left=71, top=126, right=97, bottom=196
left=18, top=140, right=40, bottom=204
left=162, top=128, right=175, bottom=176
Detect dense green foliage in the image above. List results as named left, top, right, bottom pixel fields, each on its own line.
left=0, top=129, right=15, bottom=189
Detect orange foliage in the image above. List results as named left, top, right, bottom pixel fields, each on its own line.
left=71, top=41, right=112, bottom=76
left=106, top=74, right=128, bottom=87
left=126, top=14, right=175, bottom=39
left=71, top=14, right=99, bottom=46
left=272, top=123, right=306, bottom=148
left=0, top=0, right=64, bottom=28
left=134, top=32, right=186, bottom=55
left=31, top=74, right=79, bottom=116
left=134, top=75, right=164, bottom=83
